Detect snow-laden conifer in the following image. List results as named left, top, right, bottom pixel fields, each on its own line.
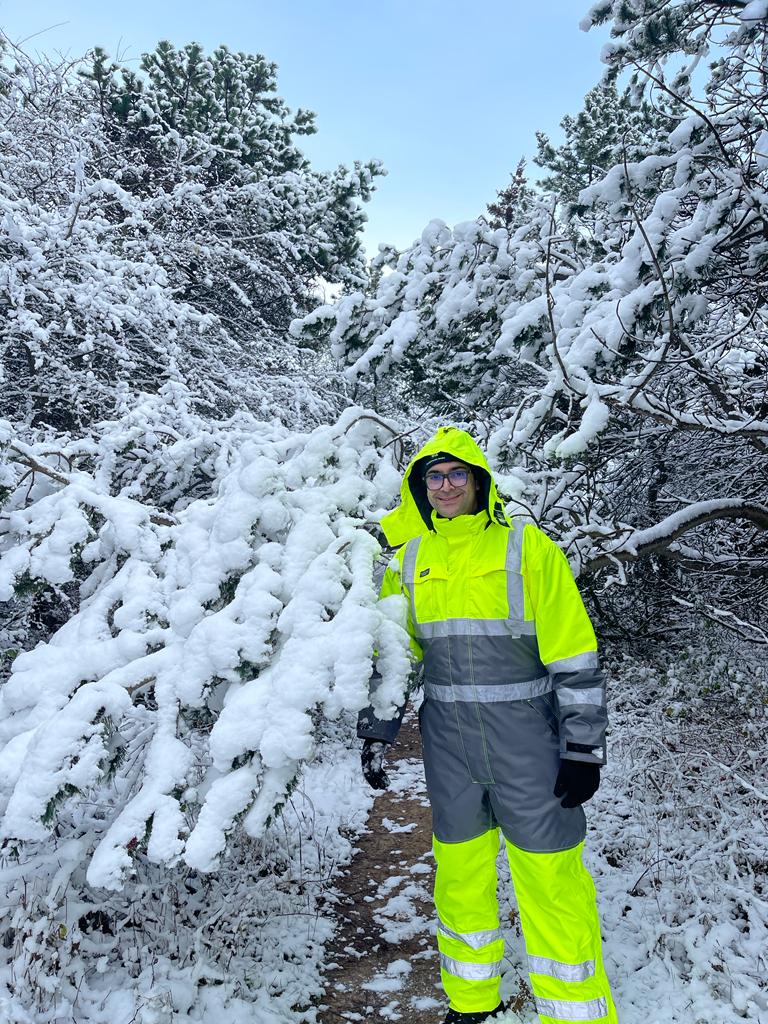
left=0, top=41, right=383, bottom=431
left=296, top=10, right=768, bottom=646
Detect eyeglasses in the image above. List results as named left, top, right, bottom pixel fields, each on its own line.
left=425, top=468, right=471, bottom=490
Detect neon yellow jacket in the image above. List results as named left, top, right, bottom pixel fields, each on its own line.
left=359, top=427, right=607, bottom=771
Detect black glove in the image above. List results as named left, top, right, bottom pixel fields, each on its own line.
left=554, top=759, right=601, bottom=808
left=361, top=739, right=390, bottom=790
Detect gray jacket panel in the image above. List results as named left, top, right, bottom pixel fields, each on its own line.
left=422, top=633, right=546, bottom=688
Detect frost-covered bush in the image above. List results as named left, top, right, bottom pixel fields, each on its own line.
left=0, top=713, right=373, bottom=1023
left=589, top=646, right=768, bottom=1022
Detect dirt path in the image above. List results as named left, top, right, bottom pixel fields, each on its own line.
left=316, top=712, right=535, bottom=1023
left=317, top=712, right=440, bottom=1022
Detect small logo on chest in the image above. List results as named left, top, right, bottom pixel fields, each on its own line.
left=419, top=568, right=431, bottom=578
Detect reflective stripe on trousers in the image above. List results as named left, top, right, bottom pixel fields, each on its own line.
left=432, top=832, right=619, bottom=1022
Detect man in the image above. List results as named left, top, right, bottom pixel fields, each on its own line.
left=358, top=426, right=618, bottom=1024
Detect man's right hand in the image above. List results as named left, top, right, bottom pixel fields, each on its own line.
left=361, top=739, right=390, bottom=790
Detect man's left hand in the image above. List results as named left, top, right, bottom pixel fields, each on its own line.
left=554, top=760, right=601, bottom=808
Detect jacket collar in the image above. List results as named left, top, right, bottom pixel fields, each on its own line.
left=432, top=509, right=489, bottom=537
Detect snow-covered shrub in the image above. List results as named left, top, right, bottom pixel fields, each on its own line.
left=0, top=399, right=411, bottom=1016
left=0, top=404, right=408, bottom=883
left=0, top=31, right=394, bottom=1021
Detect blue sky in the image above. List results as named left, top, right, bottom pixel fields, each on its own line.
left=0, top=1, right=610, bottom=256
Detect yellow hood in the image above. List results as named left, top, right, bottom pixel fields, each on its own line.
left=380, top=426, right=510, bottom=547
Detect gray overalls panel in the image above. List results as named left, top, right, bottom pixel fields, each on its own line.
left=419, top=692, right=586, bottom=850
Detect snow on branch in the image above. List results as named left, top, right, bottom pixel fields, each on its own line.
left=670, top=595, right=768, bottom=645
left=0, top=405, right=408, bottom=890
left=580, top=498, right=768, bottom=574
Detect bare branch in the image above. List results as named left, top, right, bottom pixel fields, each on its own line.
left=7, top=445, right=176, bottom=528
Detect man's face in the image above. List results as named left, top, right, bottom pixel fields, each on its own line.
left=425, top=460, right=478, bottom=519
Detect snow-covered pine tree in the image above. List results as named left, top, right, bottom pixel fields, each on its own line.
left=0, top=40, right=383, bottom=431
left=295, top=8, right=768, bottom=648
left=86, top=39, right=382, bottom=285
left=84, top=41, right=316, bottom=180
left=534, top=81, right=667, bottom=205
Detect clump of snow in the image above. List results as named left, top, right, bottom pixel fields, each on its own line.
left=740, top=0, right=768, bottom=21
left=755, top=128, right=768, bottom=169
left=553, top=394, right=610, bottom=458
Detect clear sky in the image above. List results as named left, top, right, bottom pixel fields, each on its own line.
left=0, top=1, right=610, bottom=257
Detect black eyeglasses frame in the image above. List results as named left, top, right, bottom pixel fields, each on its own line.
left=424, top=468, right=472, bottom=491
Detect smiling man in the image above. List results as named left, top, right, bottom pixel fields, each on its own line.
left=422, top=457, right=478, bottom=519
left=358, top=426, right=619, bottom=1024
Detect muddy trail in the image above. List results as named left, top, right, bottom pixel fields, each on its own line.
left=316, top=712, right=535, bottom=1023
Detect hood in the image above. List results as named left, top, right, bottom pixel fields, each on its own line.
left=380, top=426, right=510, bottom=547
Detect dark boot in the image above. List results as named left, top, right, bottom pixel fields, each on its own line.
left=442, top=1002, right=506, bottom=1023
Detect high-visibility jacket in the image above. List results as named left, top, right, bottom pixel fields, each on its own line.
left=359, top=426, right=608, bottom=852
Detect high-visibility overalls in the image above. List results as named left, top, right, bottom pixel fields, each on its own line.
left=359, top=427, right=619, bottom=1023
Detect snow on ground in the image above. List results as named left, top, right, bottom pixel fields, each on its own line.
left=0, top=651, right=763, bottom=1022
left=0, top=717, right=374, bottom=1024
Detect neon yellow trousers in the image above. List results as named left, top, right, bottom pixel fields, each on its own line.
left=433, top=831, right=618, bottom=1022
